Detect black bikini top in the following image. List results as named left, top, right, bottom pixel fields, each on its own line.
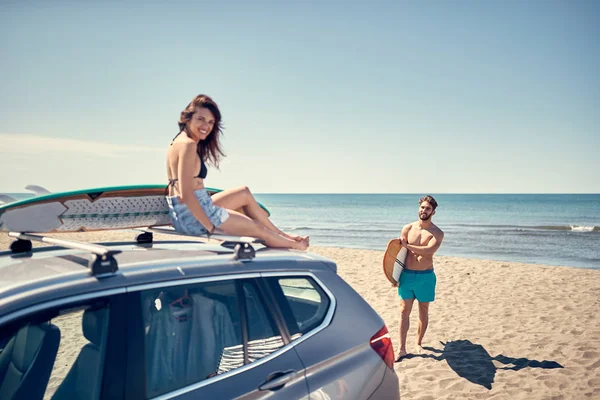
left=167, top=132, right=207, bottom=190
left=197, top=158, right=207, bottom=179
left=167, top=159, right=206, bottom=190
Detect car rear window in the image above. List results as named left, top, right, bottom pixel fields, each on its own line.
left=266, top=276, right=331, bottom=339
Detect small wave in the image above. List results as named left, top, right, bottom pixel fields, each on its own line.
left=450, top=223, right=599, bottom=232
left=287, top=227, right=313, bottom=231
left=570, top=225, right=597, bottom=232
left=535, top=225, right=599, bottom=232
left=286, top=226, right=401, bottom=234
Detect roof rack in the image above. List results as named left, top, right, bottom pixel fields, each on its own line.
left=7, top=227, right=263, bottom=271
left=8, top=232, right=120, bottom=277
left=135, top=226, right=264, bottom=260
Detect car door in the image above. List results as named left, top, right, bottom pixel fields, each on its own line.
left=126, top=276, right=308, bottom=399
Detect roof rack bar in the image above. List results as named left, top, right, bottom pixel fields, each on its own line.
left=134, top=227, right=260, bottom=260
left=8, top=232, right=120, bottom=277
left=138, top=226, right=265, bottom=245
left=9, top=232, right=113, bottom=256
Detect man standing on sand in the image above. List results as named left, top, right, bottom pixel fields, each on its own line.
left=395, top=195, right=444, bottom=361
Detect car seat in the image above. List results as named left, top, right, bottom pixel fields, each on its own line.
left=0, top=322, right=61, bottom=400
left=51, top=307, right=109, bottom=400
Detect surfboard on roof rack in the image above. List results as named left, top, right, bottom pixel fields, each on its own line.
left=0, top=184, right=270, bottom=233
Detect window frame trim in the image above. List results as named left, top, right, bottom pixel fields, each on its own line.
left=0, top=288, right=127, bottom=327
left=235, top=279, right=250, bottom=366
left=256, top=277, right=293, bottom=344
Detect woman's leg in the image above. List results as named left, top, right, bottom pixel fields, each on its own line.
left=219, top=210, right=308, bottom=250
left=211, top=186, right=309, bottom=243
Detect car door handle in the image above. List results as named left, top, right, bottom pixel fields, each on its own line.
left=258, top=370, right=298, bottom=391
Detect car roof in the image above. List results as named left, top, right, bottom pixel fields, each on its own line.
left=0, top=240, right=336, bottom=287
left=0, top=239, right=337, bottom=320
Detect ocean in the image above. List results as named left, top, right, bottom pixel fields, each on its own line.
left=253, top=194, right=600, bottom=270
left=3, top=192, right=599, bottom=270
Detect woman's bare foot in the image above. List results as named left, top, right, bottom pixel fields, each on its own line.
left=286, top=233, right=309, bottom=243
left=416, top=344, right=425, bottom=354
left=292, top=238, right=309, bottom=251
left=298, top=236, right=310, bottom=247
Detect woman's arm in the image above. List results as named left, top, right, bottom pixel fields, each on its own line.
left=177, top=142, right=215, bottom=231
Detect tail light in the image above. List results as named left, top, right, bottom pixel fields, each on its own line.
left=370, top=324, right=395, bottom=369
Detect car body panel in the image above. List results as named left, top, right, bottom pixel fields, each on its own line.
left=162, top=346, right=309, bottom=399
left=289, top=269, right=392, bottom=399
left=370, top=365, right=401, bottom=399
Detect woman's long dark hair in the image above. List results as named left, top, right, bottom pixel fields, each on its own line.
left=177, top=94, right=225, bottom=167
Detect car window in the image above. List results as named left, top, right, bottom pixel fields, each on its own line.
left=0, top=303, right=110, bottom=400
left=141, top=279, right=287, bottom=398
left=266, top=276, right=330, bottom=339
left=216, top=280, right=286, bottom=376
left=244, top=280, right=278, bottom=342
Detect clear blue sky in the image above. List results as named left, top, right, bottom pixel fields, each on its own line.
left=1, top=0, right=598, bottom=193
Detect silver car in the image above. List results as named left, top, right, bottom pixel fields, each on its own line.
left=0, top=232, right=399, bottom=399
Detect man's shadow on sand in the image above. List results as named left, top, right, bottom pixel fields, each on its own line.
left=399, top=339, right=563, bottom=390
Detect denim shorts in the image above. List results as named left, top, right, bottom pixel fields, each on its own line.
left=166, top=189, right=229, bottom=235
left=398, top=269, right=436, bottom=302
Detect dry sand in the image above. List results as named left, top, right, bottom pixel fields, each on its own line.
left=311, top=246, right=600, bottom=400
left=3, top=232, right=599, bottom=399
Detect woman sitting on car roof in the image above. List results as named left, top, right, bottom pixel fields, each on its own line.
left=165, top=94, right=308, bottom=250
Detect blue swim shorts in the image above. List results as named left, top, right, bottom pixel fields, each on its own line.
left=397, top=269, right=436, bottom=302
left=166, top=189, right=229, bottom=235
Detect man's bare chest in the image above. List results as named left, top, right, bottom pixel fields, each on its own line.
left=408, top=227, right=433, bottom=245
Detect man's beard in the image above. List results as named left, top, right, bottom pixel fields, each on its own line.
left=419, top=213, right=431, bottom=221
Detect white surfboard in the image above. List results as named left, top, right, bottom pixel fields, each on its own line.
left=0, top=184, right=270, bottom=233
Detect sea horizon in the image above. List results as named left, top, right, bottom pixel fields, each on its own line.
left=2, top=192, right=599, bottom=270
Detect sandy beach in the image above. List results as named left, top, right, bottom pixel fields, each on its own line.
left=3, top=232, right=599, bottom=399
left=312, top=246, right=600, bottom=400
